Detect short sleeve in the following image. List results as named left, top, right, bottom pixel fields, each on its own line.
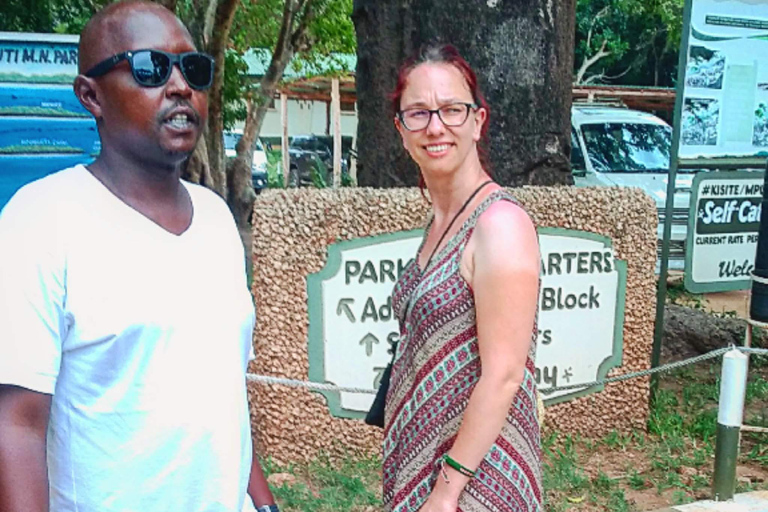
left=0, top=187, right=68, bottom=394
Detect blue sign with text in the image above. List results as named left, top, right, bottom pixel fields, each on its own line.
left=0, top=33, right=99, bottom=210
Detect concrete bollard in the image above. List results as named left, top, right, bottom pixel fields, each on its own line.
left=713, top=348, right=749, bottom=501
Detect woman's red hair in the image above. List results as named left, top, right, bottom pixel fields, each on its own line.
left=390, top=43, right=492, bottom=193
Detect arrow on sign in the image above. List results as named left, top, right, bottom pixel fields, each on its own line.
left=337, top=298, right=355, bottom=322
left=360, top=333, right=379, bottom=357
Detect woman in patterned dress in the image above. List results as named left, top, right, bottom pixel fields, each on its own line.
left=383, top=44, right=542, bottom=512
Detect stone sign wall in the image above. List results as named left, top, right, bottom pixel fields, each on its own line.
left=249, top=186, right=658, bottom=465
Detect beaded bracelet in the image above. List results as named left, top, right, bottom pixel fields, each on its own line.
left=437, top=454, right=476, bottom=484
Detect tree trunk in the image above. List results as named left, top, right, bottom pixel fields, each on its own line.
left=156, top=0, right=178, bottom=13
left=352, top=0, right=576, bottom=187
left=663, top=305, right=756, bottom=358
left=205, top=0, right=239, bottom=198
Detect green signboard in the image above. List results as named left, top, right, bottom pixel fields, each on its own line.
left=307, top=228, right=627, bottom=419
left=685, top=170, right=764, bottom=293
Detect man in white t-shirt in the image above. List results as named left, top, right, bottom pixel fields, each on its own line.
left=0, top=2, right=279, bottom=511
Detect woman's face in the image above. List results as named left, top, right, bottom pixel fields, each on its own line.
left=396, top=62, right=486, bottom=179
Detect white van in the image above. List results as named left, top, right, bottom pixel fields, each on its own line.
left=570, top=104, right=694, bottom=271
left=223, top=130, right=269, bottom=191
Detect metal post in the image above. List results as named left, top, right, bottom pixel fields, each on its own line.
left=713, top=348, right=748, bottom=501
left=650, top=0, right=693, bottom=401
left=281, top=93, right=289, bottom=187
left=331, top=77, right=341, bottom=189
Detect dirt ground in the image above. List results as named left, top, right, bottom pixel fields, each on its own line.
left=540, top=360, right=768, bottom=511
left=667, top=270, right=750, bottom=319
left=703, top=289, right=750, bottom=319
left=538, top=283, right=768, bottom=511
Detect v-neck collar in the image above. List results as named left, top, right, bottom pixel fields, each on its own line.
left=78, top=165, right=195, bottom=239
left=415, top=189, right=511, bottom=275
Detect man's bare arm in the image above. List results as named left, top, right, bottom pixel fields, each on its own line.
left=0, top=385, right=50, bottom=512
left=247, top=443, right=276, bottom=510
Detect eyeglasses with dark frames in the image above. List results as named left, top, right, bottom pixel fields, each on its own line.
left=397, top=102, right=479, bottom=131
left=84, top=49, right=215, bottom=91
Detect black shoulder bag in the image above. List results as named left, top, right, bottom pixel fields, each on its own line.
left=364, top=345, right=396, bottom=427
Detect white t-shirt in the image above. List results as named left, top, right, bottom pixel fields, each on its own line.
left=0, top=165, right=258, bottom=512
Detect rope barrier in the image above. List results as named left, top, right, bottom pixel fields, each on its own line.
left=544, top=346, right=733, bottom=393
left=741, top=346, right=768, bottom=356
left=246, top=374, right=376, bottom=394
left=246, top=345, right=768, bottom=396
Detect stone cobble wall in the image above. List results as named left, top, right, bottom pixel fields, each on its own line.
left=249, top=186, right=658, bottom=465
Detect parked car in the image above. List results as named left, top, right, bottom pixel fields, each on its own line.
left=223, top=130, right=268, bottom=192
left=570, top=104, right=695, bottom=271
left=287, top=134, right=351, bottom=187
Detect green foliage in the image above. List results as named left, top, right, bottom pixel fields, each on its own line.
left=221, top=50, right=251, bottom=130
left=628, top=469, right=647, bottom=490
left=542, top=435, right=590, bottom=499
left=575, top=0, right=684, bottom=86
left=0, top=0, right=110, bottom=34
left=0, top=0, right=54, bottom=32
left=310, top=158, right=328, bottom=189
left=341, top=169, right=353, bottom=187
left=229, top=0, right=355, bottom=57
left=747, top=376, right=768, bottom=401
left=222, top=0, right=355, bottom=129
left=666, top=280, right=705, bottom=308
left=265, top=150, right=285, bottom=188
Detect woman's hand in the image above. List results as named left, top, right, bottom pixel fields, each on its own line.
left=419, top=464, right=469, bottom=512
left=419, top=492, right=459, bottom=512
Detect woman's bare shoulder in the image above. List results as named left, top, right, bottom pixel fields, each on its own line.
left=472, top=199, right=539, bottom=270
left=476, top=199, right=536, bottom=240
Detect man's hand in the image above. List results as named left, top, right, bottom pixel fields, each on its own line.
left=247, top=446, right=277, bottom=511
left=0, top=385, right=51, bottom=512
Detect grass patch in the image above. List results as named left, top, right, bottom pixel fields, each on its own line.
left=262, top=455, right=381, bottom=512
left=0, top=144, right=82, bottom=154
left=261, top=362, right=768, bottom=511
left=666, top=281, right=706, bottom=309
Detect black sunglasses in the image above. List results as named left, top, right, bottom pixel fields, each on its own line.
left=84, top=49, right=214, bottom=90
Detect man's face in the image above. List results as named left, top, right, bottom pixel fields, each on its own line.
left=91, top=9, right=208, bottom=165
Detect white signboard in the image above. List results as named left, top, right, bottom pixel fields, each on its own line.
left=307, top=228, right=627, bottom=418
left=685, top=171, right=764, bottom=292
left=678, top=0, right=768, bottom=160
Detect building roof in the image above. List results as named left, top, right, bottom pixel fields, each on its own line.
left=242, top=49, right=357, bottom=102
left=242, top=48, right=356, bottom=79
left=572, top=85, right=675, bottom=112
left=242, top=49, right=676, bottom=111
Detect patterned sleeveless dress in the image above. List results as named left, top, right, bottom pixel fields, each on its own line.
left=382, top=190, right=542, bottom=512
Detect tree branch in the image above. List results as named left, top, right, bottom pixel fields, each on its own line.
left=290, top=0, right=320, bottom=50
left=202, top=0, right=220, bottom=47
left=155, top=0, right=178, bottom=13
left=585, top=5, right=609, bottom=53
left=202, top=0, right=240, bottom=196
left=603, top=64, right=633, bottom=81
left=575, top=39, right=610, bottom=84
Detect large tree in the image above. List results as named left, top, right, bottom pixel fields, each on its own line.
left=352, top=0, right=576, bottom=188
